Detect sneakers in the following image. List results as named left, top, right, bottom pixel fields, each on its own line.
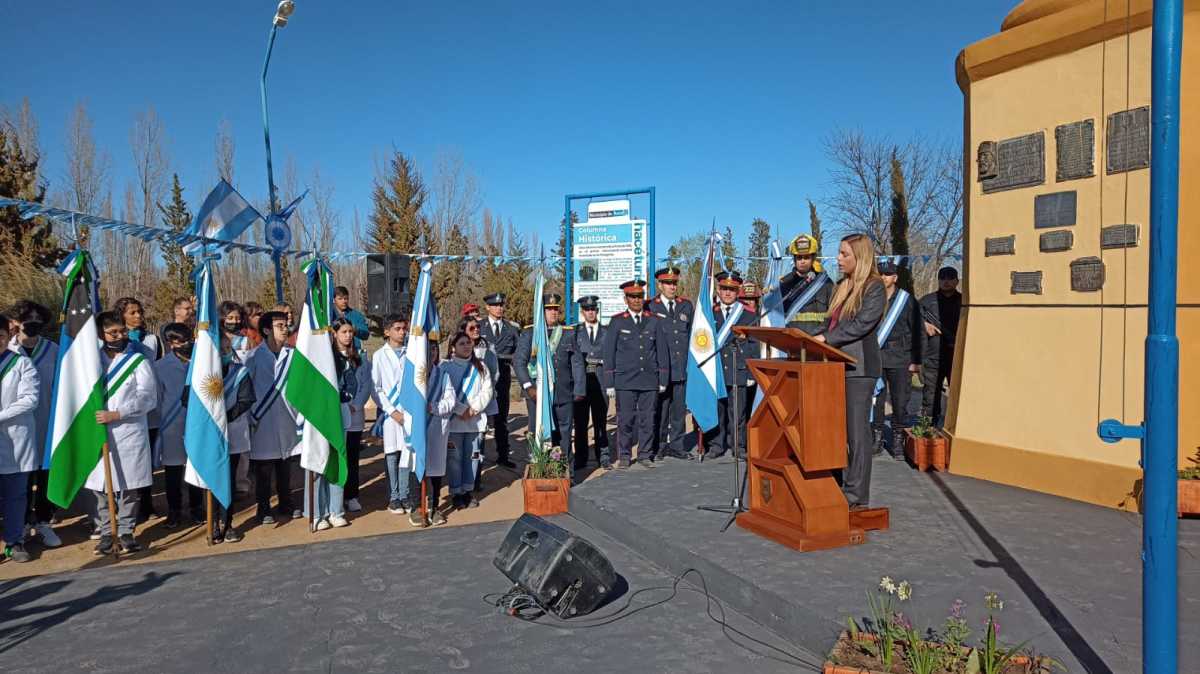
left=291, top=508, right=304, bottom=520
left=93, top=536, right=114, bottom=556
left=34, top=522, right=62, bottom=548
left=165, top=511, right=181, bottom=529
left=616, top=458, right=630, bottom=469
left=387, top=500, right=408, bottom=515
left=89, top=525, right=102, bottom=540
left=223, top=527, right=243, bottom=543
left=430, top=509, right=447, bottom=526
left=260, top=514, right=276, bottom=525
left=468, top=496, right=480, bottom=509
left=118, top=535, right=142, bottom=553
left=408, top=511, right=428, bottom=528
left=329, top=515, right=349, bottom=528
left=315, top=519, right=332, bottom=531
left=4, top=544, right=31, bottom=563
left=346, top=498, right=363, bottom=513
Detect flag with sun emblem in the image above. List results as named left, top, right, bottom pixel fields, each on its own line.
left=183, top=258, right=232, bottom=507
left=400, top=260, right=439, bottom=481
left=287, top=258, right=347, bottom=486
left=685, top=230, right=726, bottom=432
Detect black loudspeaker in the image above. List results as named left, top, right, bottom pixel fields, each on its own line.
left=366, top=253, right=411, bottom=317
left=493, top=514, right=618, bottom=618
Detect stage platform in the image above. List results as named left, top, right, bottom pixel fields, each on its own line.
left=567, top=455, right=1200, bottom=673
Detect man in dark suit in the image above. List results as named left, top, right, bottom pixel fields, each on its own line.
left=779, top=234, right=833, bottom=335
left=646, top=266, right=693, bottom=460
left=572, top=295, right=610, bottom=469
left=514, top=294, right=585, bottom=467
left=601, top=280, right=669, bottom=469
left=872, top=260, right=922, bottom=459
left=706, top=271, right=759, bottom=460
left=918, top=267, right=962, bottom=427
left=483, top=292, right=520, bottom=467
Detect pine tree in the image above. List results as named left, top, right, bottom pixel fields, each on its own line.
left=807, top=199, right=823, bottom=248
left=0, top=124, right=63, bottom=268
left=720, top=225, right=738, bottom=275
left=502, top=221, right=535, bottom=326
left=152, top=174, right=195, bottom=320
left=889, top=151, right=914, bottom=293
left=747, top=217, right=771, bottom=287
left=368, top=149, right=427, bottom=280
left=553, top=210, right=578, bottom=284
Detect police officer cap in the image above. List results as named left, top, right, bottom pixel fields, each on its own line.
left=620, top=279, right=647, bottom=296
left=654, top=266, right=682, bottom=282
left=715, top=271, right=743, bottom=289
left=878, top=259, right=899, bottom=276
left=738, top=282, right=760, bottom=299
left=484, top=292, right=507, bottom=306
left=543, top=293, right=563, bottom=309
left=937, top=266, right=959, bottom=281
left=577, top=295, right=601, bottom=310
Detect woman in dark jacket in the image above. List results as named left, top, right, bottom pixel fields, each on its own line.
left=814, top=234, right=885, bottom=508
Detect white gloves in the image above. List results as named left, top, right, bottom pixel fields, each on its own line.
left=658, top=385, right=667, bottom=393
left=606, top=388, right=615, bottom=398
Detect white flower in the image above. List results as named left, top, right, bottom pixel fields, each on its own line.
left=984, top=592, right=1004, bottom=611
left=896, top=581, right=912, bottom=601
left=879, top=576, right=897, bottom=594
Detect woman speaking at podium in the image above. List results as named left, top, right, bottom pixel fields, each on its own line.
left=812, top=234, right=885, bottom=509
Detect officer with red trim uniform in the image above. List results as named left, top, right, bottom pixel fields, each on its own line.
left=601, top=280, right=669, bottom=469
left=705, top=271, right=759, bottom=460
left=647, top=266, right=693, bottom=460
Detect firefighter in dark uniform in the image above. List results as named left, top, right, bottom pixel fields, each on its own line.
left=514, top=293, right=585, bottom=466
left=919, top=267, right=962, bottom=427
left=572, top=295, right=610, bottom=469
left=871, top=260, right=922, bottom=458
left=778, top=234, right=833, bottom=335
left=647, top=266, right=693, bottom=460
left=705, top=271, right=759, bottom=460
left=601, top=280, right=669, bottom=469
left=482, top=292, right=520, bottom=467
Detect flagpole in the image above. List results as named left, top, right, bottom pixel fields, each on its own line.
left=101, top=442, right=120, bottom=560
left=308, top=469, right=315, bottom=533
left=206, top=490, right=214, bottom=546
left=420, top=478, right=428, bottom=525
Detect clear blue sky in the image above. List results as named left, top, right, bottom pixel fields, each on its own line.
left=3, top=1, right=1014, bottom=257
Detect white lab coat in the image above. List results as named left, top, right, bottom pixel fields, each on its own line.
left=0, top=353, right=40, bottom=474
left=85, top=346, right=157, bottom=492
left=371, top=344, right=411, bottom=464
left=225, top=361, right=253, bottom=455
left=154, top=352, right=189, bottom=466
left=8, top=336, right=58, bottom=454
left=247, top=346, right=299, bottom=461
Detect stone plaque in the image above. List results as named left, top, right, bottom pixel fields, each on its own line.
left=1011, top=271, right=1043, bottom=295
left=1039, top=229, right=1074, bottom=252
left=1070, top=257, right=1106, bottom=292
left=985, top=235, right=1016, bottom=256
left=982, top=132, right=1045, bottom=193
left=1034, top=191, right=1077, bottom=229
left=977, top=141, right=998, bottom=181
left=1107, top=106, right=1150, bottom=174
left=1101, top=223, right=1140, bottom=249
left=1055, top=119, right=1094, bottom=181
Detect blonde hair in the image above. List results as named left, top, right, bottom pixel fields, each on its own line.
left=828, top=234, right=880, bottom=319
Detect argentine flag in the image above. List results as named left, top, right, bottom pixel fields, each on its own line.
left=685, top=232, right=726, bottom=432
left=758, top=240, right=790, bottom=358
left=531, top=272, right=555, bottom=444
left=400, top=260, right=439, bottom=481
left=183, top=259, right=232, bottom=507
left=183, top=179, right=264, bottom=254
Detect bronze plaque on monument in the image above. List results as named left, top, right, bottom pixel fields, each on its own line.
left=977, top=141, right=998, bottom=181
left=1034, top=191, right=1077, bottom=229
left=1070, top=257, right=1106, bottom=292
left=985, top=235, right=1016, bottom=256
left=1039, top=230, right=1074, bottom=253
left=1107, top=106, right=1150, bottom=174
left=1011, top=271, right=1043, bottom=295
left=1101, top=224, right=1139, bottom=249
left=982, top=132, right=1044, bottom=193
left=1055, top=119, right=1094, bottom=181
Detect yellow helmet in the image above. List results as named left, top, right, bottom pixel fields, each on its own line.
left=787, top=234, right=823, bottom=272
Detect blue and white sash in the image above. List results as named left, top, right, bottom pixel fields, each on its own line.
left=0, top=351, right=19, bottom=386
left=715, top=303, right=744, bottom=349
left=876, top=290, right=911, bottom=347
left=103, top=352, right=144, bottom=399
left=251, top=349, right=292, bottom=422
left=457, top=365, right=480, bottom=405
left=371, top=346, right=405, bottom=437
left=223, top=363, right=251, bottom=408
left=28, top=339, right=52, bottom=368
left=784, top=273, right=829, bottom=319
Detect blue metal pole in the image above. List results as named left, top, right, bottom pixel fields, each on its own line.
left=261, top=24, right=284, bottom=304
left=1144, top=2, right=1182, bottom=672
left=565, top=195, right=574, bottom=325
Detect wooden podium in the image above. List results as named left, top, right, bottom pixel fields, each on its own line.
left=732, top=326, right=889, bottom=552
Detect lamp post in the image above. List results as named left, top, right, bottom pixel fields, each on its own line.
left=262, top=0, right=295, bottom=303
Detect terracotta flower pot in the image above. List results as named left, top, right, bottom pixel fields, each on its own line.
left=904, top=428, right=950, bottom=472
left=523, top=465, right=570, bottom=516
left=1180, top=479, right=1200, bottom=517
left=825, top=630, right=1040, bottom=674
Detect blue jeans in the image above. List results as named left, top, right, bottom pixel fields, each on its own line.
left=303, top=474, right=345, bottom=519
left=447, top=432, right=481, bottom=495
left=1, top=472, right=30, bottom=547
left=385, top=452, right=411, bottom=506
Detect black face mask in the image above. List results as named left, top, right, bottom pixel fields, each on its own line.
left=21, top=321, right=44, bottom=336
left=105, top=337, right=129, bottom=352
left=224, top=321, right=242, bottom=332
left=173, top=345, right=194, bottom=359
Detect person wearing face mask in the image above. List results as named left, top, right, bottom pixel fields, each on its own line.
left=7, top=301, right=61, bottom=549
left=219, top=300, right=249, bottom=358
left=513, top=294, right=585, bottom=473
left=86, top=311, right=158, bottom=555
left=704, top=272, right=759, bottom=461
left=214, top=332, right=255, bottom=542
left=0, top=313, right=41, bottom=563
left=458, top=317, right=499, bottom=498
left=114, top=297, right=163, bottom=522
left=246, top=311, right=301, bottom=525
left=330, top=318, right=372, bottom=518
left=154, top=323, right=206, bottom=528
left=601, top=280, right=670, bottom=469
left=779, top=234, right=833, bottom=335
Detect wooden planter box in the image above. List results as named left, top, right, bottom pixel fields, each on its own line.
left=1180, top=479, right=1200, bottom=517
left=523, top=466, right=570, bottom=516
left=905, top=428, right=950, bottom=472
left=824, top=632, right=1037, bottom=674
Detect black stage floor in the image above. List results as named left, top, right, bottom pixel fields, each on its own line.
left=568, top=455, right=1200, bottom=674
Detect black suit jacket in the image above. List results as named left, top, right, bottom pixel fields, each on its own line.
left=601, top=311, right=670, bottom=391
left=647, top=296, right=694, bottom=382
left=878, top=289, right=922, bottom=370
left=574, top=321, right=606, bottom=375
left=713, top=302, right=758, bottom=386
left=514, top=326, right=586, bottom=402
left=817, top=279, right=885, bottom=378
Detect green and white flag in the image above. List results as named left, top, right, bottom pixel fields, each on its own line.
left=286, top=258, right=347, bottom=485
left=45, top=250, right=108, bottom=508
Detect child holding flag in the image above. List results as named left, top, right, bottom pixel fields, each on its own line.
left=0, top=315, right=41, bottom=562
left=371, top=315, right=412, bottom=515
left=217, top=332, right=256, bottom=542
left=156, top=323, right=205, bottom=527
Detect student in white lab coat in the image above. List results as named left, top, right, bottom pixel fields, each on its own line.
left=154, top=323, right=205, bottom=527
left=246, top=311, right=300, bottom=525
left=333, top=319, right=372, bottom=514
left=87, top=311, right=158, bottom=555
left=0, top=316, right=40, bottom=563
left=114, top=296, right=163, bottom=523
left=7, top=301, right=61, bottom=549
left=371, top=314, right=413, bottom=515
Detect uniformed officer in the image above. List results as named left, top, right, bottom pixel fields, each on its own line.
left=778, top=234, right=833, bottom=335
left=738, top=281, right=761, bottom=315
left=646, top=266, right=693, bottom=460
left=514, top=294, right=585, bottom=466
left=705, top=271, right=759, bottom=460
left=601, top=280, right=669, bottom=469
left=482, top=292, right=520, bottom=468
left=918, top=267, right=962, bottom=427
left=872, top=260, right=922, bottom=458
left=572, top=296, right=610, bottom=469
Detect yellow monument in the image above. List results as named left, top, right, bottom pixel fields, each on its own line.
left=948, top=0, right=1199, bottom=509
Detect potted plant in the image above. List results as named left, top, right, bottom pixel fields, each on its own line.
left=522, top=434, right=570, bottom=516
left=1180, top=447, right=1200, bottom=517
left=905, top=416, right=950, bottom=472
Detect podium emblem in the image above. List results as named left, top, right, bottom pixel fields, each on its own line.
left=760, top=477, right=773, bottom=504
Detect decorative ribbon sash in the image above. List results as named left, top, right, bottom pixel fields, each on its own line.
left=876, top=290, right=911, bottom=347
left=527, top=325, right=563, bottom=381
left=104, top=352, right=145, bottom=400
left=0, top=351, right=19, bottom=386
left=224, top=363, right=251, bottom=407
left=251, top=349, right=292, bottom=422
left=458, top=365, right=480, bottom=405
left=784, top=273, right=829, bottom=321
left=715, top=303, right=744, bottom=349
left=29, top=339, right=52, bottom=368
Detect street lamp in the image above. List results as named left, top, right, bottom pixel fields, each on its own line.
left=274, top=1, right=294, bottom=27
left=262, top=0, right=295, bottom=303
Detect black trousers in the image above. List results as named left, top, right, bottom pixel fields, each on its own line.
left=164, top=464, right=205, bottom=515
left=24, top=468, right=54, bottom=524
left=490, top=363, right=513, bottom=459
left=139, top=429, right=159, bottom=515
left=251, top=458, right=294, bottom=517
left=573, top=373, right=609, bottom=467
left=921, top=345, right=953, bottom=424
left=873, top=367, right=912, bottom=435
left=222, top=454, right=242, bottom=530
left=615, top=389, right=656, bottom=462
left=704, top=385, right=750, bottom=457
left=344, top=431, right=363, bottom=500
left=843, top=377, right=876, bottom=507
left=655, top=380, right=687, bottom=454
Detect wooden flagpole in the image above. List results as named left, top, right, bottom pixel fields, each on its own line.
left=420, top=477, right=428, bottom=525
left=308, top=469, right=315, bottom=532
left=100, top=442, right=120, bottom=559
left=206, top=490, right=214, bottom=546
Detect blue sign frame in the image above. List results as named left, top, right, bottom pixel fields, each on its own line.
left=563, top=187, right=656, bottom=324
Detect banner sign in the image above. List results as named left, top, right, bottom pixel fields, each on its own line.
left=572, top=200, right=649, bottom=322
